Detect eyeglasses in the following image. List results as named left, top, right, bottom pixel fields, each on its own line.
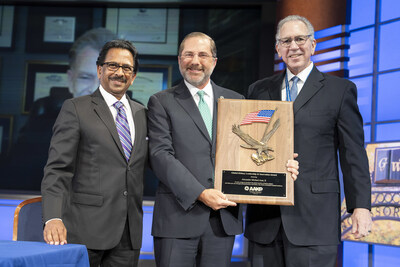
left=101, top=62, right=134, bottom=74
left=278, top=35, right=312, bottom=47
left=180, top=52, right=214, bottom=60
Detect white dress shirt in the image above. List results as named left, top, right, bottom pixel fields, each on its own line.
left=185, top=79, right=214, bottom=118
left=99, top=85, right=135, bottom=146
left=281, top=62, right=314, bottom=101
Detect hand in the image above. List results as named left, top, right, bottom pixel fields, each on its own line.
left=287, top=153, right=299, bottom=181
left=351, top=208, right=372, bottom=239
left=197, top=189, right=237, bottom=210
left=43, top=220, right=67, bottom=245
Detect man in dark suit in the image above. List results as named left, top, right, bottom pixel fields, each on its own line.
left=147, top=32, right=244, bottom=267
left=245, top=15, right=372, bottom=267
left=41, top=39, right=147, bottom=267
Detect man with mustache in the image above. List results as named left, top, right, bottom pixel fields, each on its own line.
left=147, top=32, right=299, bottom=266
left=245, top=15, right=372, bottom=267
left=147, top=32, right=243, bottom=267
left=41, top=39, right=148, bottom=267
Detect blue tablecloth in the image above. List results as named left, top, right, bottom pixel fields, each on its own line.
left=0, top=240, right=89, bottom=267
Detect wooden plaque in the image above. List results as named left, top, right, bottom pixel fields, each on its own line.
left=215, top=99, right=294, bottom=205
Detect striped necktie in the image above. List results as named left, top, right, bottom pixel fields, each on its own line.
left=113, top=101, right=132, bottom=162
left=197, top=90, right=212, bottom=138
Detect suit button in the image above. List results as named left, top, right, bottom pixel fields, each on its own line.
left=127, top=166, right=131, bottom=171
left=123, top=191, right=128, bottom=196
left=208, top=178, right=213, bottom=182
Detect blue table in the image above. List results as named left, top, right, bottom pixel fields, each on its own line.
left=0, top=240, right=89, bottom=267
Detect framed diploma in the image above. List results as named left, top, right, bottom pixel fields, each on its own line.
left=23, top=61, right=70, bottom=113
left=0, top=115, right=13, bottom=155
left=128, top=64, right=172, bottom=106
left=25, top=6, right=93, bottom=53
left=215, top=99, right=294, bottom=205
left=43, top=16, right=76, bottom=43
left=106, top=8, right=179, bottom=55
left=0, top=6, right=15, bottom=48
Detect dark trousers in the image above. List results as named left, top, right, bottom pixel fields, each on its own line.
left=154, top=210, right=235, bottom=267
left=249, top=225, right=337, bottom=267
left=87, top=220, right=140, bottom=267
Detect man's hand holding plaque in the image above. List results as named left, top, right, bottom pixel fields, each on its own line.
left=287, top=153, right=299, bottom=181
left=197, top=189, right=237, bottom=210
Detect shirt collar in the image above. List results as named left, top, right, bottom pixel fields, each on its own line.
left=286, top=62, right=314, bottom=83
left=99, top=85, right=130, bottom=108
left=184, top=79, right=213, bottom=98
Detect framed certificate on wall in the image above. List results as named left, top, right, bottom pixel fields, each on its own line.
left=23, top=61, right=70, bottom=113
left=106, top=8, right=179, bottom=56
left=25, top=6, right=93, bottom=53
left=128, top=64, right=172, bottom=106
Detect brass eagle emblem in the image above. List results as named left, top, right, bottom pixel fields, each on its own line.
left=232, top=108, right=280, bottom=166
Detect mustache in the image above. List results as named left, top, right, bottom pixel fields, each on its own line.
left=109, top=76, right=127, bottom=82
left=188, top=64, right=203, bottom=71
left=188, top=66, right=203, bottom=70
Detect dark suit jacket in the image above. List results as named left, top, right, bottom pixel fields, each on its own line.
left=41, top=89, right=148, bottom=250
left=245, top=66, right=371, bottom=246
left=147, top=81, right=244, bottom=238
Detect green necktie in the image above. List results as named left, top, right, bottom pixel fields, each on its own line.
left=197, top=90, right=212, bottom=138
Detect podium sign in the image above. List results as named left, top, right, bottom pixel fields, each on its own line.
left=215, top=99, right=294, bottom=205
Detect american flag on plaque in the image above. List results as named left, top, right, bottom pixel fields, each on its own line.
left=240, top=110, right=275, bottom=125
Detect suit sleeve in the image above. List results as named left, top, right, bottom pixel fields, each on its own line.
left=337, top=81, right=371, bottom=213
left=247, top=82, right=257, bottom=99
left=147, top=94, right=205, bottom=211
left=41, top=100, right=80, bottom=221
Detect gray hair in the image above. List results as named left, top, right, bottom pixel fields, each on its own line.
left=178, top=32, right=217, bottom=58
left=275, top=15, right=315, bottom=45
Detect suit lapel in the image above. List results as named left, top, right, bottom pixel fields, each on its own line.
left=293, top=66, right=324, bottom=114
left=128, top=100, right=143, bottom=164
left=212, top=82, right=225, bottom=150
left=91, top=89, right=126, bottom=160
left=175, top=81, right=212, bottom=144
left=270, top=72, right=285, bottom=100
